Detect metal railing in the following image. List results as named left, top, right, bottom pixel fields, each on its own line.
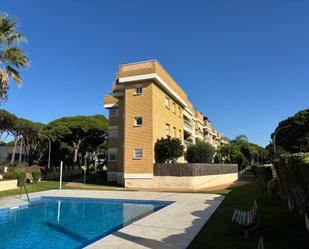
left=20, top=181, right=31, bottom=205
left=184, top=119, right=193, bottom=130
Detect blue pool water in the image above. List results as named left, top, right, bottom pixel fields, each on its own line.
left=0, top=196, right=171, bottom=249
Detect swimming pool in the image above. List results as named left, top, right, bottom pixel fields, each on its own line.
left=0, top=196, right=172, bottom=249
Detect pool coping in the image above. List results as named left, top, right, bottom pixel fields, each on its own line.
left=0, top=189, right=224, bottom=249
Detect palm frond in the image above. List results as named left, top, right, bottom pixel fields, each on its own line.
left=0, top=47, right=29, bottom=68
left=6, top=65, right=21, bottom=85
left=0, top=13, right=27, bottom=45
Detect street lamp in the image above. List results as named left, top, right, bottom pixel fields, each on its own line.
left=39, top=134, right=51, bottom=169
left=273, top=125, right=291, bottom=157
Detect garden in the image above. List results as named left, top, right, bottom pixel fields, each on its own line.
left=190, top=109, right=309, bottom=248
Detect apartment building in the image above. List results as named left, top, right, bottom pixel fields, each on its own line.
left=104, top=60, right=228, bottom=185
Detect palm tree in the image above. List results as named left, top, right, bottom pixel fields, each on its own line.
left=0, top=13, right=29, bottom=102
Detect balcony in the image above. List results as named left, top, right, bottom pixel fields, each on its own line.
left=184, top=119, right=193, bottom=130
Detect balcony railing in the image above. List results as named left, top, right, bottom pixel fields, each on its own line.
left=184, top=119, right=193, bottom=130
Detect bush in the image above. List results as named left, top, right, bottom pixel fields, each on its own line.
left=252, top=165, right=273, bottom=189
left=32, top=170, right=41, bottom=183
left=3, top=171, right=27, bottom=186
left=267, top=178, right=279, bottom=199
left=274, top=153, right=309, bottom=231
left=216, top=144, right=245, bottom=168
left=186, top=141, right=215, bottom=163
left=155, top=136, right=184, bottom=163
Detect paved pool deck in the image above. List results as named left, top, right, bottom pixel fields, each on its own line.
left=0, top=189, right=224, bottom=249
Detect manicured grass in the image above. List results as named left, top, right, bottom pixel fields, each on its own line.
left=189, top=182, right=309, bottom=249
left=0, top=181, right=60, bottom=197
left=0, top=180, right=123, bottom=197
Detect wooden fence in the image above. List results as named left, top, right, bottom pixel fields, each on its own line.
left=154, top=163, right=238, bottom=176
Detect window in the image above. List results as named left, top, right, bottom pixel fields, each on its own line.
left=172, top=102, right=176, bottom=113
left=134, top=116, right=143, bottom=126
left=173, top=127, right=177, bottom=137
left=178, top=107, right=182, bottom=117
left=133, top=148, right=142, bottom=159
left=165, top=96, right=169, bottom=109
left=109, top=108, right=118, bottom=117
left=108, top=126, right=118, bottom=138
left=165, top=123, right=170, bottom=136
left=134, top=86, right=143, bottom=95
left=108, top=148, right=118, bottom=161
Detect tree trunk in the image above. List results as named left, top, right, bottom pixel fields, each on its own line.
left=305, top=213, right=309, bottom=232
left=73, top=147, right=79, bottom=163
left=10, top=137, right=18, bottom=165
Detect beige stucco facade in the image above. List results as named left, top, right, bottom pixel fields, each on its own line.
left=125, top=173, right=238, bottom=190
left=104, top=60, right=228, bottom=186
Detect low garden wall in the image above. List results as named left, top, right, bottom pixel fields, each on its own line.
left=0, top=179, right=18, bottom=191
left=125, top=163, right=238, bottom=190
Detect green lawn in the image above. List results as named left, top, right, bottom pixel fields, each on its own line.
left=189, top=182, right=309, bottom=249
left=2, top=180, right=308, bottom=249
left=0, top=180, right=123, bottom=197
left=0, top=181, right=61, bottom=197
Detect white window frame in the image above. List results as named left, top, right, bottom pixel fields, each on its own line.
left=108, top=126, right=118, bottom=138
left=165, top=96, right=170, bottom=109
left=134, top=85, right=143, bottom=95
left=133, top=148, right=143, bottom=160
left=172, top=102, right=176, bottom=113
left=165, top=123, right=170, bottom=136
left=134, top=116, right=143, bottom=127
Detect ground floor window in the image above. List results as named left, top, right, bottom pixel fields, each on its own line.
left=133, top=148, right=142, bottom=159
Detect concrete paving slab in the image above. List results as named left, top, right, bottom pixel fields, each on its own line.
left=0, top=189, right=224, bottom=249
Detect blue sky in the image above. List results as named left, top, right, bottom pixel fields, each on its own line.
left=1, top=0, right=308, bottom=146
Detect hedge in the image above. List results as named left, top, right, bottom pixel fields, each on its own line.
left=252, top=165, right=273, bottom=189
left=274, top=153, right=309, bottom=231
left=186, top=141, right=215, bottom=163
left=32, top=170, right=41, bottom=183
left=3, top=171, right=27, bottom=186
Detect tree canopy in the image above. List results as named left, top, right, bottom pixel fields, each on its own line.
left=0, top=109, right=108, bottom=167
left=272, top=109, right=309, bottom=153
left=155, top=136, right=184, bottom=163
left=186, top=141, right=215, bottom=163
left=44, top=115, right=108, bottom=165
left=215, top=135, right=269, bottom=168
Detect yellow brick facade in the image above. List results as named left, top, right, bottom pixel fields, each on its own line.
left=104, top=60, right=228, bottom=185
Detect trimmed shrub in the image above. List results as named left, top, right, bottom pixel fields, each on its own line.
left=3, top=171, right=27, bottom=186
left=267, top=178, right=279, bottom=199
left=186, top=141, right=215, bottom=163
left=155, top=136, right=184, bottom=163
left=252, top=165, right=273, bottom=189
left=274, top=153, right=309, bottom=231
left=32, top=170, right=41, bottom=183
